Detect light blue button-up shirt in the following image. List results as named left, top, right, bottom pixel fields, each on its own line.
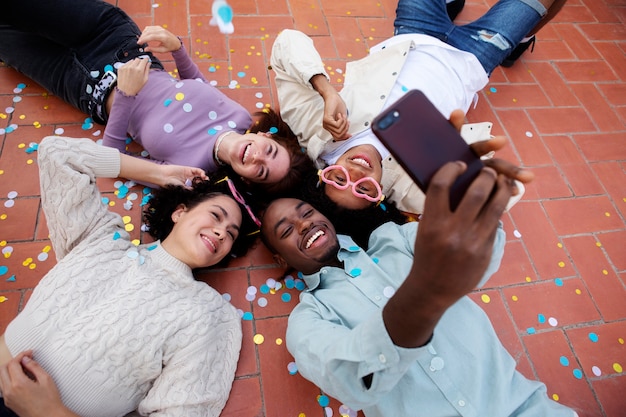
left=286, top=221, right=577, bottom=417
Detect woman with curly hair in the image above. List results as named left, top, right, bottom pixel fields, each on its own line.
left=0, top=136, right=260, bottom=417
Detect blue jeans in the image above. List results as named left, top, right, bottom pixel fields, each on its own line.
left=0, top=0, right=163, bottom=124
left=394, top=0, right=546, bottom=74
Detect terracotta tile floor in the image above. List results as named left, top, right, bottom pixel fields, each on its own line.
left=1, top=0, right=625, bottom=416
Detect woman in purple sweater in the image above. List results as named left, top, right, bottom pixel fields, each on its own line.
left=0, top=0, right=313, bottom=195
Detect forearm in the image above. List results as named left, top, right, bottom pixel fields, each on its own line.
left=119, top=154, right=165, bottom=186
left=172, top=44, right=205, bottom=80
left=102, top=89, right=134, bottom=152
left=310, top=74, right=335, bottom=98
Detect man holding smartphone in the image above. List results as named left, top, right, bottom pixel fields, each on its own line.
left=270, top=0, right=566, bottom=216
left=260, top=162, right=577, bottom=417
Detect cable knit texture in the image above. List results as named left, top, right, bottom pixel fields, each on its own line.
left=4, top=136, right=242, bottom=417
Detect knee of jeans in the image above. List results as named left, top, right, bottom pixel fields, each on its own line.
left=472, top=30, right=512, bottom=51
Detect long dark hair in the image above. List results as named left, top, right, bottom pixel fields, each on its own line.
left=143, top=169, right=259, bottom=261
left=247, top=108, right=316, bottom=197
left=295, top=171, right=410, bottom=249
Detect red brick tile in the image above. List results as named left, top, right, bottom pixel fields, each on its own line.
left=525, top=40, right=576, bottom=63
left=529, top=107, right=597, bottom=135
left=0, top=241, right=52, bottom=291
left=554, top=24, right=602, bottom=61
left=488, top=240, right=538, bottom=287
left=556, top=60, right=619, bottom=84
left=510, top=201, right=577, bottom=280
left=0, top=291, right=21, bottom=334
left=543, top=196, right=623, bottom=235
left=566, top=321, right=626, bottom=380
left=222, top=377, right=264, bottom=416
left=598, top=83, right=626, bottom=106
left=255, top=316, right=326, bottom=416
left=504, top=278, right=600, bottom=332
left=257, top=0, right=290, bottom=15
left=499, top=64, right=536, bottom=84
left=595, top=41, right=626, bottom=82
left=570, top=83, right=625, bottom=132
left=574, top=133, right=626, bottom=162
left=596, top=230, right=626, bottom=271
left=485, top=84, right=550, bottom=108
left=554, top=4, right=596, bottom=24
left=249, top=268, right=301, bottom=319
left=526, top=62, right=579, bottom=107
left=563, top=235, right=626, bottom=321
left=579, top=23, right=626, bottom=42
left=580, top=0, right=624, bottom=23
left=291, top=0, right=329, bottom=35
left=232, top=15, right=296, bottom=39
left=591, top=376, right=626, bottom=417
left=522, top=330, right=603, bottom=415
left=497, top=110, right=554, bottom=166
left=530, top=165, right=573, bottom=199
left=358, top=17, right=395, bottom=41
left=153, top=2, right=189, bottom=38
left=0, top=198, right=39, bottom=243
left=320, top=0, right=385, bottom=17
left=327, top=17, right=371, bottom=60
left=117, top=0, right=153, bottom=16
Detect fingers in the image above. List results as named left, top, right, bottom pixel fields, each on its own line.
left=138, top=26, right=180, bottom=53
left=469, top=135, right=507, bottom=156
left=448, top=109, right=465, bottom=132
left=482, top=158, right=535, bottom=184
left=423, top=161, right=468, bottom=215
left=324, top=113, right=351, bottom=141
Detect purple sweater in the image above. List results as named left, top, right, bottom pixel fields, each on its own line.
left=103, top=45, right=252, bottom=173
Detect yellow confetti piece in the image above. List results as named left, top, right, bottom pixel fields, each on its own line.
left=132, top=239, right=140, bottom=246
left=42, top=245, right=51, bottom=253
left=298, top=414, right=306, bottom=417
left=27, top=159, right=34, bottom=165
left=22, top=258, right=33, bottom=267
left=511, top=295, right=519, bottom=301
left=0, top=113, right=6, bottom=119
left=346, top=11, right=351, bottom=15
left=175, top=92, right=185, bottom=101
left=618, top=338, right=624, bottom=345
left=575, top=289, right=582, bottom=295
left=125, top=224, right=135, bottom=232
left=253, top=334, right=265, bottom=345
left=19, top=114, right=26, bottom=120
left=163, top=24, right=168, bottom=29
left=0, top=241, right=5, bottom=246
left=481, top=294, right=491, bottom=304
left=18, top=143, right=25, bottom=149
left=109, top=201, right=115, bottom=207
left=512, top=98, right=517, bottom=102
left=0, top=170, right=4, bottom=175
left=29, top=263, right=36, bottom=270
left=247, top=51, right=252, bottom=56
left=602, top=269, right=609, bottom=275
left=605, top=212, right=611, bottom=217
left=552, top=394, right=559, bottom=401
left=557, top=242, right=563, bottom=248
left=525, top=276, right=532, bottom=282
left=0, top=214, right=7, bottom=220
left=613, top=363, right=623, bottom=373
left=0, top=296, right=7, bottom=303
left=558, top=261, right=565, bottom=268
left=122, top=215, right=132, bottom=224
left=3, top=251, right=10, bottom=259
left=275, top=338, right=283, bottom=345
left=43, top=105, right=50, bottom=110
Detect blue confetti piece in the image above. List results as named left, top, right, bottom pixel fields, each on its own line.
left=242, top=312, right=253, bottom=320
left=555, top=278, right=564, bottom=287
left=538, top=314, right=546, bottom=324
left=17, top=83, right=26, bottom=89
left=372, top=257, right=379, bottom=264
left=317, top=395, right=330, bottom=407
left=269, top=126, right=278, bottom=134
left=147, top=244, right=158, bottom=251
left=297, top=271, right=304, bottom=279
left=208, top=128, right=218, bottom=135
left=101, top=197, right=110, bottom=205
left=6, top=275, right=16, bottom=282
left=164, top=98, right=173, bottom=107
left=401, top=85, right=409, bottom=92
left=573, top=369, right=583, bottom=379
left=0, top=266, right=8, bottom=276
left=527, top=327, right=536, bottom=335
left=260, top=284, right=270, bottom=294
left=295, top=281, right=306, bottom=291
left=208, top=66, right=217, bottom=73
left=349, top=246, right=360, bottom=251
left=112, top=231, right=121, bottom=240
left=237, top=71, right=246, bottom=78
left=490, top=87, right=497, bottom=93
left=559, top=356, right=569, bottom=366
left=284, top=278, right=295, bottom=289
left=104, top=64, right=114, bottom=73
left=5, top=126, right=15, bottom=133
left=281, top=293, right=292, bottom=302
left=588, top=332, right=599, bottom=343
left=350, top=268, right=361, bottom=277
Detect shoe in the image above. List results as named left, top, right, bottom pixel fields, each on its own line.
left=446, top=0, right=465, bottom=21
left=501, top=35, right=536, bottom=67
left=210, top=0, right=234, bottom=34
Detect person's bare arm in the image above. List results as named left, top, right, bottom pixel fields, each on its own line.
left=383, top=162, right=514, bottom=347
left=310, top=74, right=351, bottom=141
left=119, top=153, right=208, bottom=188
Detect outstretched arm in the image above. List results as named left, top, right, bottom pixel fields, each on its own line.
left=310, top=74, right=351, bottom=141
left=383, top=162, right=514, bottom=348
left=119, top=153, right=208, bottom=188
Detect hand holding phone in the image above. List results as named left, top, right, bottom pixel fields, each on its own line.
left=372, top=90, right=484, bottom=211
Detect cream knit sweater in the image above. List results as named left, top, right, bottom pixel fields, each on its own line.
left=4, top=137, right=242, bottom=416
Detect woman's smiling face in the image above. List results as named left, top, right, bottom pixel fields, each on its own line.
left=226, top=132, right=291, bottom=185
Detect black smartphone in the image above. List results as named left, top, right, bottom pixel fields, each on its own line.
left=371, top=89, right=484, bottom=211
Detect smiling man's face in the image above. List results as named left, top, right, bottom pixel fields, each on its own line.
left=261, top=198, right=340, bottom=275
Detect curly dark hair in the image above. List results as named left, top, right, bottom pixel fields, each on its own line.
left=247, top=108, right=317, bottom=197
left=143, top=169, right=260, bottom=264
left=292, top=170, right=411, bottom=249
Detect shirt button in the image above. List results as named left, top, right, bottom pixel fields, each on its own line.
left=380, top=95, right=386, bottom=100
left=375, top=296, right=381, bottom=301
left=429, top=356, right=444, bottom=371
left=458, top=400, right=466, bottom=407
left=378, top=354, right=387, bottom=363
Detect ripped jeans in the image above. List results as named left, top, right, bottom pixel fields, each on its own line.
left=394, top=0, right=545, bottom=74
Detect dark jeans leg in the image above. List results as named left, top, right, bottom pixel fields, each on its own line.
left=0, top=0, right=163, bottom=123
left=0, top=398, right=18, bottom=417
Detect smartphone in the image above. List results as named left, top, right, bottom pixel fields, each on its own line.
left=372, top=89, right=484, bottom=211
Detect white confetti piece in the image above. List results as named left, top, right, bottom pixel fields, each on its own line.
left=513, top=229, right=522, bottom=238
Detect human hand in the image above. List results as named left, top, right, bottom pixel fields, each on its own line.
left=138, top=26, right=182, bottom=53
left=159, top=164, right=209, bottom=188
left=116, top=58, right=151, bottom=96
left=0, top=351, right=75, bottom=417
left=322, top=91, right=351, bottom=141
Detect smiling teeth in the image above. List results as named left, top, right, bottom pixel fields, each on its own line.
left=202, top=235, right=216, bottom=251
left=306, top=230, right=324, bottom=249
left=352, top=157, right=371, bottom=168
left=242, top=144, right=251, bottom=163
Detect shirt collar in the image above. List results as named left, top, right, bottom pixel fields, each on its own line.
left=300, top=234, right=361, bottom=291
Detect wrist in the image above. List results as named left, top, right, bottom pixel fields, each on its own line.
left=310, top=74, right=333, bottom=96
